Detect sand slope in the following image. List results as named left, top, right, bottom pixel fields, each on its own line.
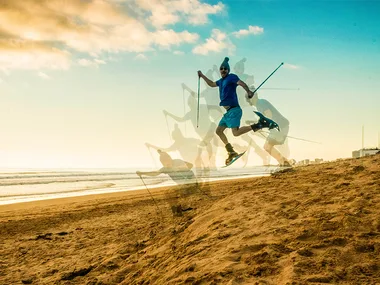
left=1, top=154, right=379, bottom=284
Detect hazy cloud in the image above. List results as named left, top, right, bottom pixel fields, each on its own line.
left=0, top=40, right=71, bottom=71
left=134, top=54, right=148, bottom=60
left=37, top=72, right=51, bottom=80
left=133, top=0, right=224, bottom=27
left=192, top=29, right=235, bottom=55
left=153, top=30, right=199, bottom=49
left=284, top=63, right=300, bottom=70
left=232, top=25, right=264, bottom=38
left=78, top=58, right=106, bottom=68
left=0, top=0, right=218, bottom=71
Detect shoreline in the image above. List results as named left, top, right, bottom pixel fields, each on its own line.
left=0, top=172, right=268, bottom=207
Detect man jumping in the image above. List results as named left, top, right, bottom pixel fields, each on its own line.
left=197, top=57, right=278, bottom=165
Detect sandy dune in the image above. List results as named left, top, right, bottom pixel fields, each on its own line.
left=1, top=154, right=379, bottom=284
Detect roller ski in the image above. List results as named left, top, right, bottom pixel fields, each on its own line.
left=221, top=143, right=247, bottom=168
left=222, top=151, right=246, bottom=168
left=251, top=111, right=280, bottom=132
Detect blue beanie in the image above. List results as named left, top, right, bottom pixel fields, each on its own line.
left=220, top=57, right=230, bottom=72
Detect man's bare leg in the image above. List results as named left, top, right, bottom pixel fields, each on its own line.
left=264, top=142, right=289, bottom=165
left=216, top=125, right=229, bottom=145
left=216, top=125, right=239, bottom=164
left=231, top=126, right=252, bottom=137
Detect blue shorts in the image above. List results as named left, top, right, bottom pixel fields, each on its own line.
left=218, top=106, right=242, bottom=128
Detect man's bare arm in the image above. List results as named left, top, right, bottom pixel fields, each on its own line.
left=238, top=80, right=254, bottom=98
left=163, top=110, right=187, bottom=122
left=198, top=71, right=217, bottom=87
left=181, top=83, right=195, bottom=94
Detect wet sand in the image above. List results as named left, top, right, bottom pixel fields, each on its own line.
left=1, top=154, right=379, bottom=284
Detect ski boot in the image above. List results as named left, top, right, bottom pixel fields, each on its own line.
left=252, top=111, right=280, bottom=131
left=225, top=151, right=239, bottom=165
left=224, top=143, right=239, bottom=165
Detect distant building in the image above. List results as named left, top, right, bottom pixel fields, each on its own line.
left=296, top=158, right=324, bottom=166
left=352, top=148, right=379, bottom=158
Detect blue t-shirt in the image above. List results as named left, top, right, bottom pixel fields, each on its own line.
left=216, top=73, right=240, bottom=107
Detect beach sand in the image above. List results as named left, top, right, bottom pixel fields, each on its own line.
left=1, top=154, right=379, bottom=284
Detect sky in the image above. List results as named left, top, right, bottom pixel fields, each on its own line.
left=0, top=0, right=379, bottom=169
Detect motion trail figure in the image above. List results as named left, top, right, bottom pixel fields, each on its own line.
left=181, top=81, right=223, bottom=125
left=197, top=57, right=279, bottom=166
left=136, top=150, right=198, bottom=216
left=234, top=58, right=255, bottom=88
left=145, top=124, right=204, bottom=173
left=164, top=85, right=219, bottom=169
left=245, top=86, right=291, bottom=166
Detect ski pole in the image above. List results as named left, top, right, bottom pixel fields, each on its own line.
left=258, top=131, right=322, bottom=144
left=164, top=114, right=171, bottom=141
left=138, top=175, right=162, bottom=215
left=146, top=145, right=158, bottom=168
left=283, top=134, right=321, bottom=144
left=253, top=62, right=284, bottom=95
left=197, top=76, right=200, bottom=128
left=261, top=87, right=300, bottom=91
left=182, top=87, right=187, bottom=135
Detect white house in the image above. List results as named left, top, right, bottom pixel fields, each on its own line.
left=352, top=148, right=380, bottom=158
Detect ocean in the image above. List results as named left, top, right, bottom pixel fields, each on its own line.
left=0, top=166, right=280, bottom=205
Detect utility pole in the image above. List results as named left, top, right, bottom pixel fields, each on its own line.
left=362, top=125, right=364, bottom=149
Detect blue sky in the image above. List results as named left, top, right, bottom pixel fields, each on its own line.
left=0, top=0, right=379, bottom=168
